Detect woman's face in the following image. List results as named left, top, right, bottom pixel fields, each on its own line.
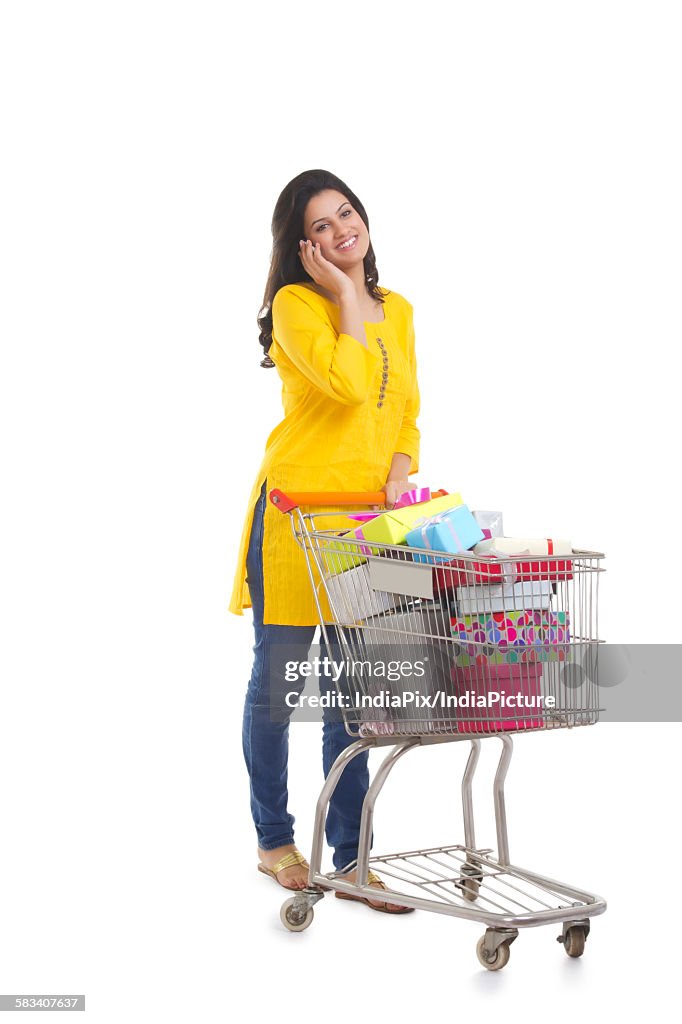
left=302, top=189, right=370, bottom=269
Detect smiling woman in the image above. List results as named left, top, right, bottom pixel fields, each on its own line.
left=312, top=201, right=360, bottom=253
left=230, top=168, right=421, bottom=911
left=255, top=172, right=388, bottom=367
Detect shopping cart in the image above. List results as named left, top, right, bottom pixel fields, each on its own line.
left=269, top=488, right=607, bottom=970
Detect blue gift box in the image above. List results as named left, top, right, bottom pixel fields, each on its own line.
left=404, top=504, right=485, bottom=563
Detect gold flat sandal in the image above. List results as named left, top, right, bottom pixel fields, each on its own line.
left=257, top=849, right=310, bottom=890
left=335, top=869, right=414, bottom=915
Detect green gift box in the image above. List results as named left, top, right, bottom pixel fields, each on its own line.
left=351, top=492, right=464, bottom=552
left=322, top=539, right=367, bottom=575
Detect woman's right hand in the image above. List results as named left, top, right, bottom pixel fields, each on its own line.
left=298, top=239, right=352, bottom=299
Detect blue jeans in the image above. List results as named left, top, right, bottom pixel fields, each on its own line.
left=241, top=481, right=370, bottom=872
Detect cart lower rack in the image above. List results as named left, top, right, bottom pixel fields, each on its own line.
left=270, top=489, right=607, bottom=970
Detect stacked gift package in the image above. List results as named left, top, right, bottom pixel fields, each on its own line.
left=456, top=579, right=553, bottom=615
left=350, top=491, right=465, bottom=552
left=317, top=484, right=584, bottom=736
left=326, top=489, right=489, bottom=619
left=432, top=535, right=574, bottom=592
left=451, top=661, right=545, bottom=733
left=450, top=609, right=570, bottom=665
left=403, top=504, right=485, bottom=563
left=326, top=561, right=400, bottom=625
left=472, top=537, right=574, bottom=583
left=324, top=487, right=434, bottom=575
left=472, top=510, right=504, bottom=540
left=322, top=488, right=576, bottom=710
left=322, top=539, right=368, bottom=576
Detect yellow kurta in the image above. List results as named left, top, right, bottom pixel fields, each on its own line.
left=229, top=282, right=421, bottom=626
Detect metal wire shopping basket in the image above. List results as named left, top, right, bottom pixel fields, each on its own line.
left=271, top=487, right=604, bottom=739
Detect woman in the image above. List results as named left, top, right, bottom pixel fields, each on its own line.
left=229, top=169, right=420, bottom=912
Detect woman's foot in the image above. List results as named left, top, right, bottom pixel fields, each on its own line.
left=257, top=844, right=309, bottom=890
left=336, top=868, right=413, bottom=913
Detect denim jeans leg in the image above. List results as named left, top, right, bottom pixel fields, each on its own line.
left=319, top=624, right=371, bottom=872
left=241, top=482, right=315, bottom=851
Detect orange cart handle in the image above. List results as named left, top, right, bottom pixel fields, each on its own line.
left=269, top=487, right=448, bottom=513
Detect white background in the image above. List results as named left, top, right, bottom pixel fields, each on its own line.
left=1, top=1, right=680, bottom=1021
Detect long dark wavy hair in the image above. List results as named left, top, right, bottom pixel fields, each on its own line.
left=258, top=169, right=387, bottom=367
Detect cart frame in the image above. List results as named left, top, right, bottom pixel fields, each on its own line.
left=269, top=489, right=607, bottom=969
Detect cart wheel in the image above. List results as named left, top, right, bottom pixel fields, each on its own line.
left=280, top=897, right=314, bottom=933
left=476, top=935, right=511, bottom=971
left=461, top=878, right=480, bottom=902
left=563, top=926, right=586, bottom=958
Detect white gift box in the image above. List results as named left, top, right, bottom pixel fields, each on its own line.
left=455, top=579, right=553, bottom=615
left=326, top=561, right=399, bottom=626
left=473, top=537, right=573, bottom=557
left=472, top=510, right=504, bottom=539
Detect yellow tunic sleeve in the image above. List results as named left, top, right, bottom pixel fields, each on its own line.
left=394, top=299, right=421, bottom=474
left=271, top=285, right=380, bottom=405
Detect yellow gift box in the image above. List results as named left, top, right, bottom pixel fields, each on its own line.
left=351, top=492, right=465, bottom=552
left=321, top=539, right=368, bottom=575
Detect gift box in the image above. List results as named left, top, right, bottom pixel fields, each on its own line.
left=455, top=579, right=553, bottom=615
left=432, top=554, right=508, bottom=593
left=473, top=537, right=574, bottom=583
left=472, top=510, right=504, bottom=539
left=510, top=557, right=573, bottom=583
left=323, top=538, right=367, bottom=576
left=473, top=537, right=572, bottom=557
left=450, top=608, right=570, bottom=667
left=351, top=491, right=464, bottom=552
left=451, top=662, right=545, bottom=733
left=453, top=646, right=570, bottom=667
left=326, top=561, right=399, bottom=625
left=404, top=504, right=485, bottom=563
left=451, top=609, right=570, bottom=650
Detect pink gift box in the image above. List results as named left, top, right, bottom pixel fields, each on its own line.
left=451, top=662, right=545, bottom=733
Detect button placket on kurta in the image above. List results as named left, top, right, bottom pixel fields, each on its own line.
left=376, top=337, right=389, bottom=408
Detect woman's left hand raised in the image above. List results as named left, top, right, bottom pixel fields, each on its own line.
left=298, top=239, right=353, bottom=299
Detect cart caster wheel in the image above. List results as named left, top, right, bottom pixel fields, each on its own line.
left=476, top=935, right=511, bottom=971
left=563, top=926, right=586, bottom=958
left=280, top=897, right=314, bottom=932
left=461, top=878, right=480, bottom=902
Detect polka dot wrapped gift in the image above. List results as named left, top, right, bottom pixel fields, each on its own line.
left=450, top=609, right=570, bottom=665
